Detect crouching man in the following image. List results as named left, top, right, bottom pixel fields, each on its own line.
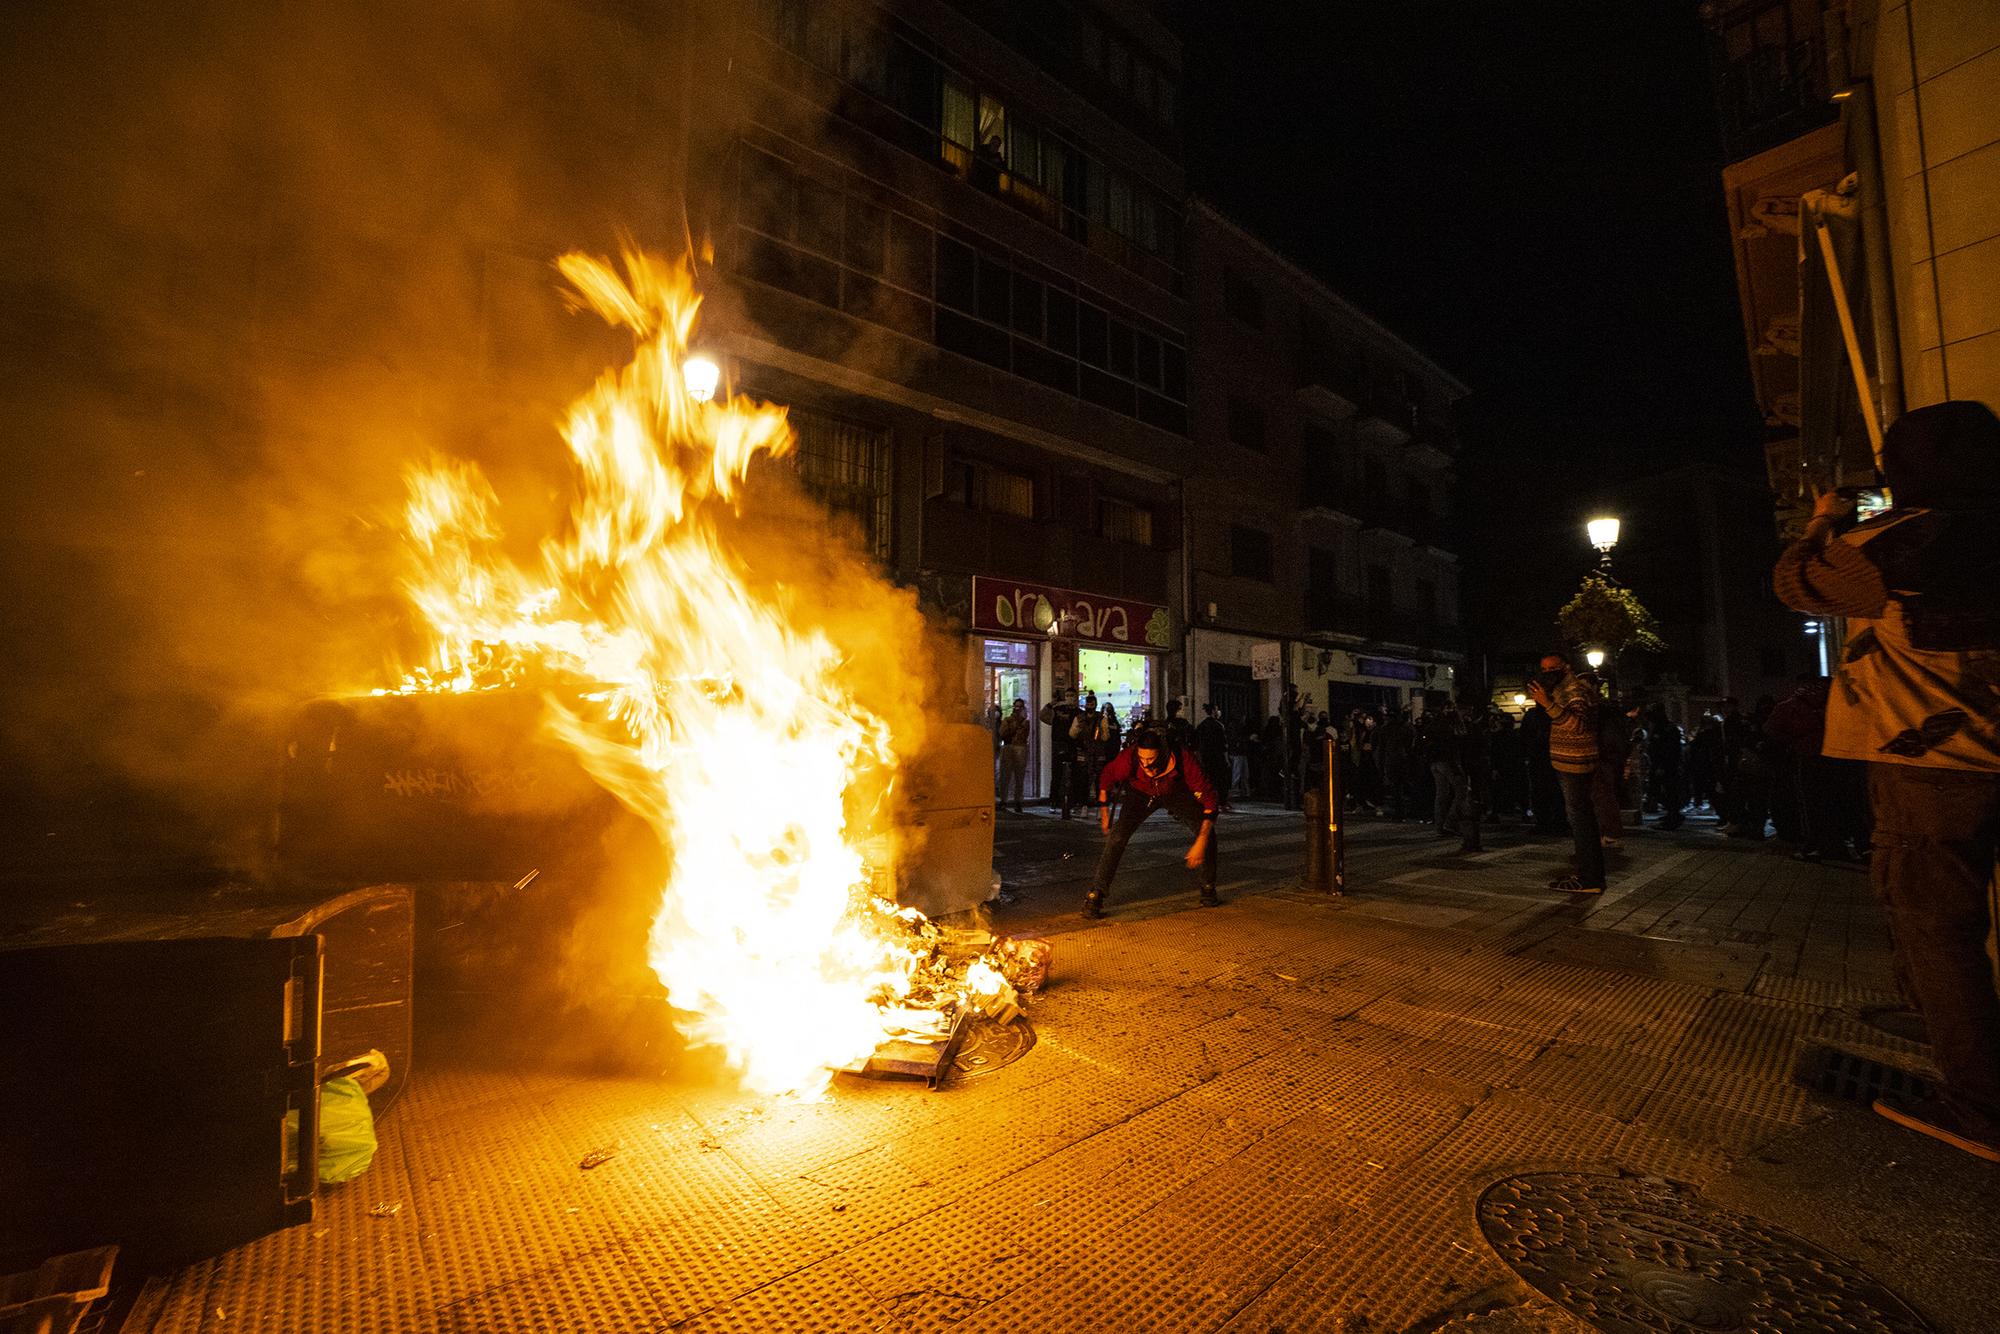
left=1083, top=726, right=1219, bottom=919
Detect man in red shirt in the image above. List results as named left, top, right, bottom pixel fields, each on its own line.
left=1082, top=726, right=1220, bottom=919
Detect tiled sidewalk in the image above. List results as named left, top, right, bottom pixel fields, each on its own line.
left=136, top=828, right=1995, bottom=1333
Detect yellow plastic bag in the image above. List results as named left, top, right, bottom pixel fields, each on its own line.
left=318, top=1076, right=377, bottom=1184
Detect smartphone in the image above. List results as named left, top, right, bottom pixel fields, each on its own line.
left=1836, top=486, right=1892, bottom=518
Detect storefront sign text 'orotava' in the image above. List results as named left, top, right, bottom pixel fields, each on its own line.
left=971, top=576, right=1174, bottom=650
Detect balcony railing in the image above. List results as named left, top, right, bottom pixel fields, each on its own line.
left=1706, top=1, right=1839, bottom=162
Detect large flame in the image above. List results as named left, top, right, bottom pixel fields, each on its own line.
left=388, top=250, right=954, bottom=1095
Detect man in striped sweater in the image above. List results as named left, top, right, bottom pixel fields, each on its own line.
left=1528, top=652, right=1606, bottom=892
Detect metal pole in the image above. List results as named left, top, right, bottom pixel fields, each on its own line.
left=1328, top=733, right=1345, bottom=893
left=1814, top=219, right=1885, bottom=468
left=1314, top=733, right=1343, bottom=894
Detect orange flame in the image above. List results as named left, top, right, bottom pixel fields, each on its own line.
left=390, top=251, right=963, bottom=1094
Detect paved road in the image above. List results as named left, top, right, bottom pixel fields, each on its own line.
left=141, top=805, right=1996, bottom=1333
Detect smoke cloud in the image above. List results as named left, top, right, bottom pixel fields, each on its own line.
left=1, top=1, right=944, bottom=882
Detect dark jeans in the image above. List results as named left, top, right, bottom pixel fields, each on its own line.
left=1557, top=768, right=1605, bottom=887
left=1092, top=786, right=1218, bottom=903
left=1050, top=747, right=1076, bottom=815
left=1868, top=763, right=2000, bottom=1137
left=1592, top=760, right=1622, bottom=840
left=1382, top=764, right=1408, bottom=820
left=1655, top=764, right=1687, bottom=829
left=1799, top=756, right=1868, bottom=855
left=1456, top=769, right=1485, bottom=851
left=1432, top=761, right=1459, bottom=828
left=1530, top=761, right=1567, bottom=833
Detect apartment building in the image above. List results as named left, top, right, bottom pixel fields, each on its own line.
left=1183, top=203, right=1468, bottom=728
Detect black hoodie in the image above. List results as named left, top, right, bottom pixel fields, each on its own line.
left=1866, top=401, right=2000, bottom=651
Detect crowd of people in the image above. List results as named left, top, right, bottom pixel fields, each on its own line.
left=990, top=676, right=1875, bottom=866
left=975, top=399, right=2000, bottom=1166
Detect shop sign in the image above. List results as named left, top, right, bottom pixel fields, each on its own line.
left=1355, top=656, right=1423, bottom=682
left=971, top=576, right=1174, bottom=649
left=1250, top=641, right=1282, bottom=680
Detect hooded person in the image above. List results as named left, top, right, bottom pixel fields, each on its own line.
left=1082, top=725, right=1219, bottom=919
left=1775, top=399, right=2000, bottom=1162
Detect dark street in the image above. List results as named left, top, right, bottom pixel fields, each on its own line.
left=4, top=0, right=1998, bottom=1329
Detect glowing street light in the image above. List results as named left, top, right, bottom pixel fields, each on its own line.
left=1584, top=648, right=1606, bottom=670
left=1587, top=515, right=1621, bottom=575
left=682, top=353, right=720, bottom=404
left=1511, top=692, right=1528, bottom=709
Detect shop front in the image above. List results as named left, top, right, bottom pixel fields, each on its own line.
left=968, top=575, right=1173, bottom=800
left=1292, top=644, right=1456, bottom=718
left=1187, top=628, right=1286, bottom=731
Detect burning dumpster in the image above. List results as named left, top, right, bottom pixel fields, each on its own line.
left=295, top=251, right=1027, bottom=1097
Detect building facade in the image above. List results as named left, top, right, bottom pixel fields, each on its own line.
left=1707, top=0, right=2000, bottom=531
left=689, top=0, right=1194, bottom=801
left=1183, top=203, right=1468, bottom=731
left=2, top=0, right=1470, bottom=849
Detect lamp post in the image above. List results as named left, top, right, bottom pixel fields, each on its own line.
left=1586, top=515, right=1621, bottom=575
left=681, top=353, right=720, bottom=404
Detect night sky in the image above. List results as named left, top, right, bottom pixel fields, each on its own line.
left=1181, top=3, right=1774, bottom=667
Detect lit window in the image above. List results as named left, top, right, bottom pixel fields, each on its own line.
left=977, top=94, right=1008, bottom=161
left=1008, top=120, right=1041, bottom=185
left=941, top=78, right=975, bottom=158
left=1098, top=496, right=1154, bottom=546
left=949, top=458, right=1035, bottom=519
left=790, top=409, right=892, bottom=559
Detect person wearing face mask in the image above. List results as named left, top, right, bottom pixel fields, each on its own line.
left=1082, top=726, right=1220, bottom=919
left=1527, top=652, right=1605, bottom=893
left=1774, top=399, right=2000, bottom=1163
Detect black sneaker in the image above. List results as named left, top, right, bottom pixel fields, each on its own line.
left=1198, top=890, right=1220, bottom=908
left=1873, top=1095, right=2000, bottom=1163
left=1546, top=875, right=1603, bottom=894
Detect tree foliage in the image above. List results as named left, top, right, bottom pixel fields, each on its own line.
left=1557, top=575, right=1665, bottom=655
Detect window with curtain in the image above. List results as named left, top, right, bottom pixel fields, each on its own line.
left=790, top=409, right=892, bottom=559
left=1098, top=495, right=1154, bottom=546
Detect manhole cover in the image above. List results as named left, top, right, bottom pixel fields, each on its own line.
left=1476, top=1172, right=1931, bottom=1333
left=948, top=1017, right=1036, bottom=1080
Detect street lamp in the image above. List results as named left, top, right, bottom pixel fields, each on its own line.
left=1584, top=647, right=1606, bottom=671
left=682, top=353, right=720, bottom=404
left=1587, top=516, right=1620, bottom=573
left=1803, top=619, right=1829, bottom=676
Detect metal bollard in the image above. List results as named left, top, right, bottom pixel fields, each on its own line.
left=1306, top=735, right=1345, bottom=894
